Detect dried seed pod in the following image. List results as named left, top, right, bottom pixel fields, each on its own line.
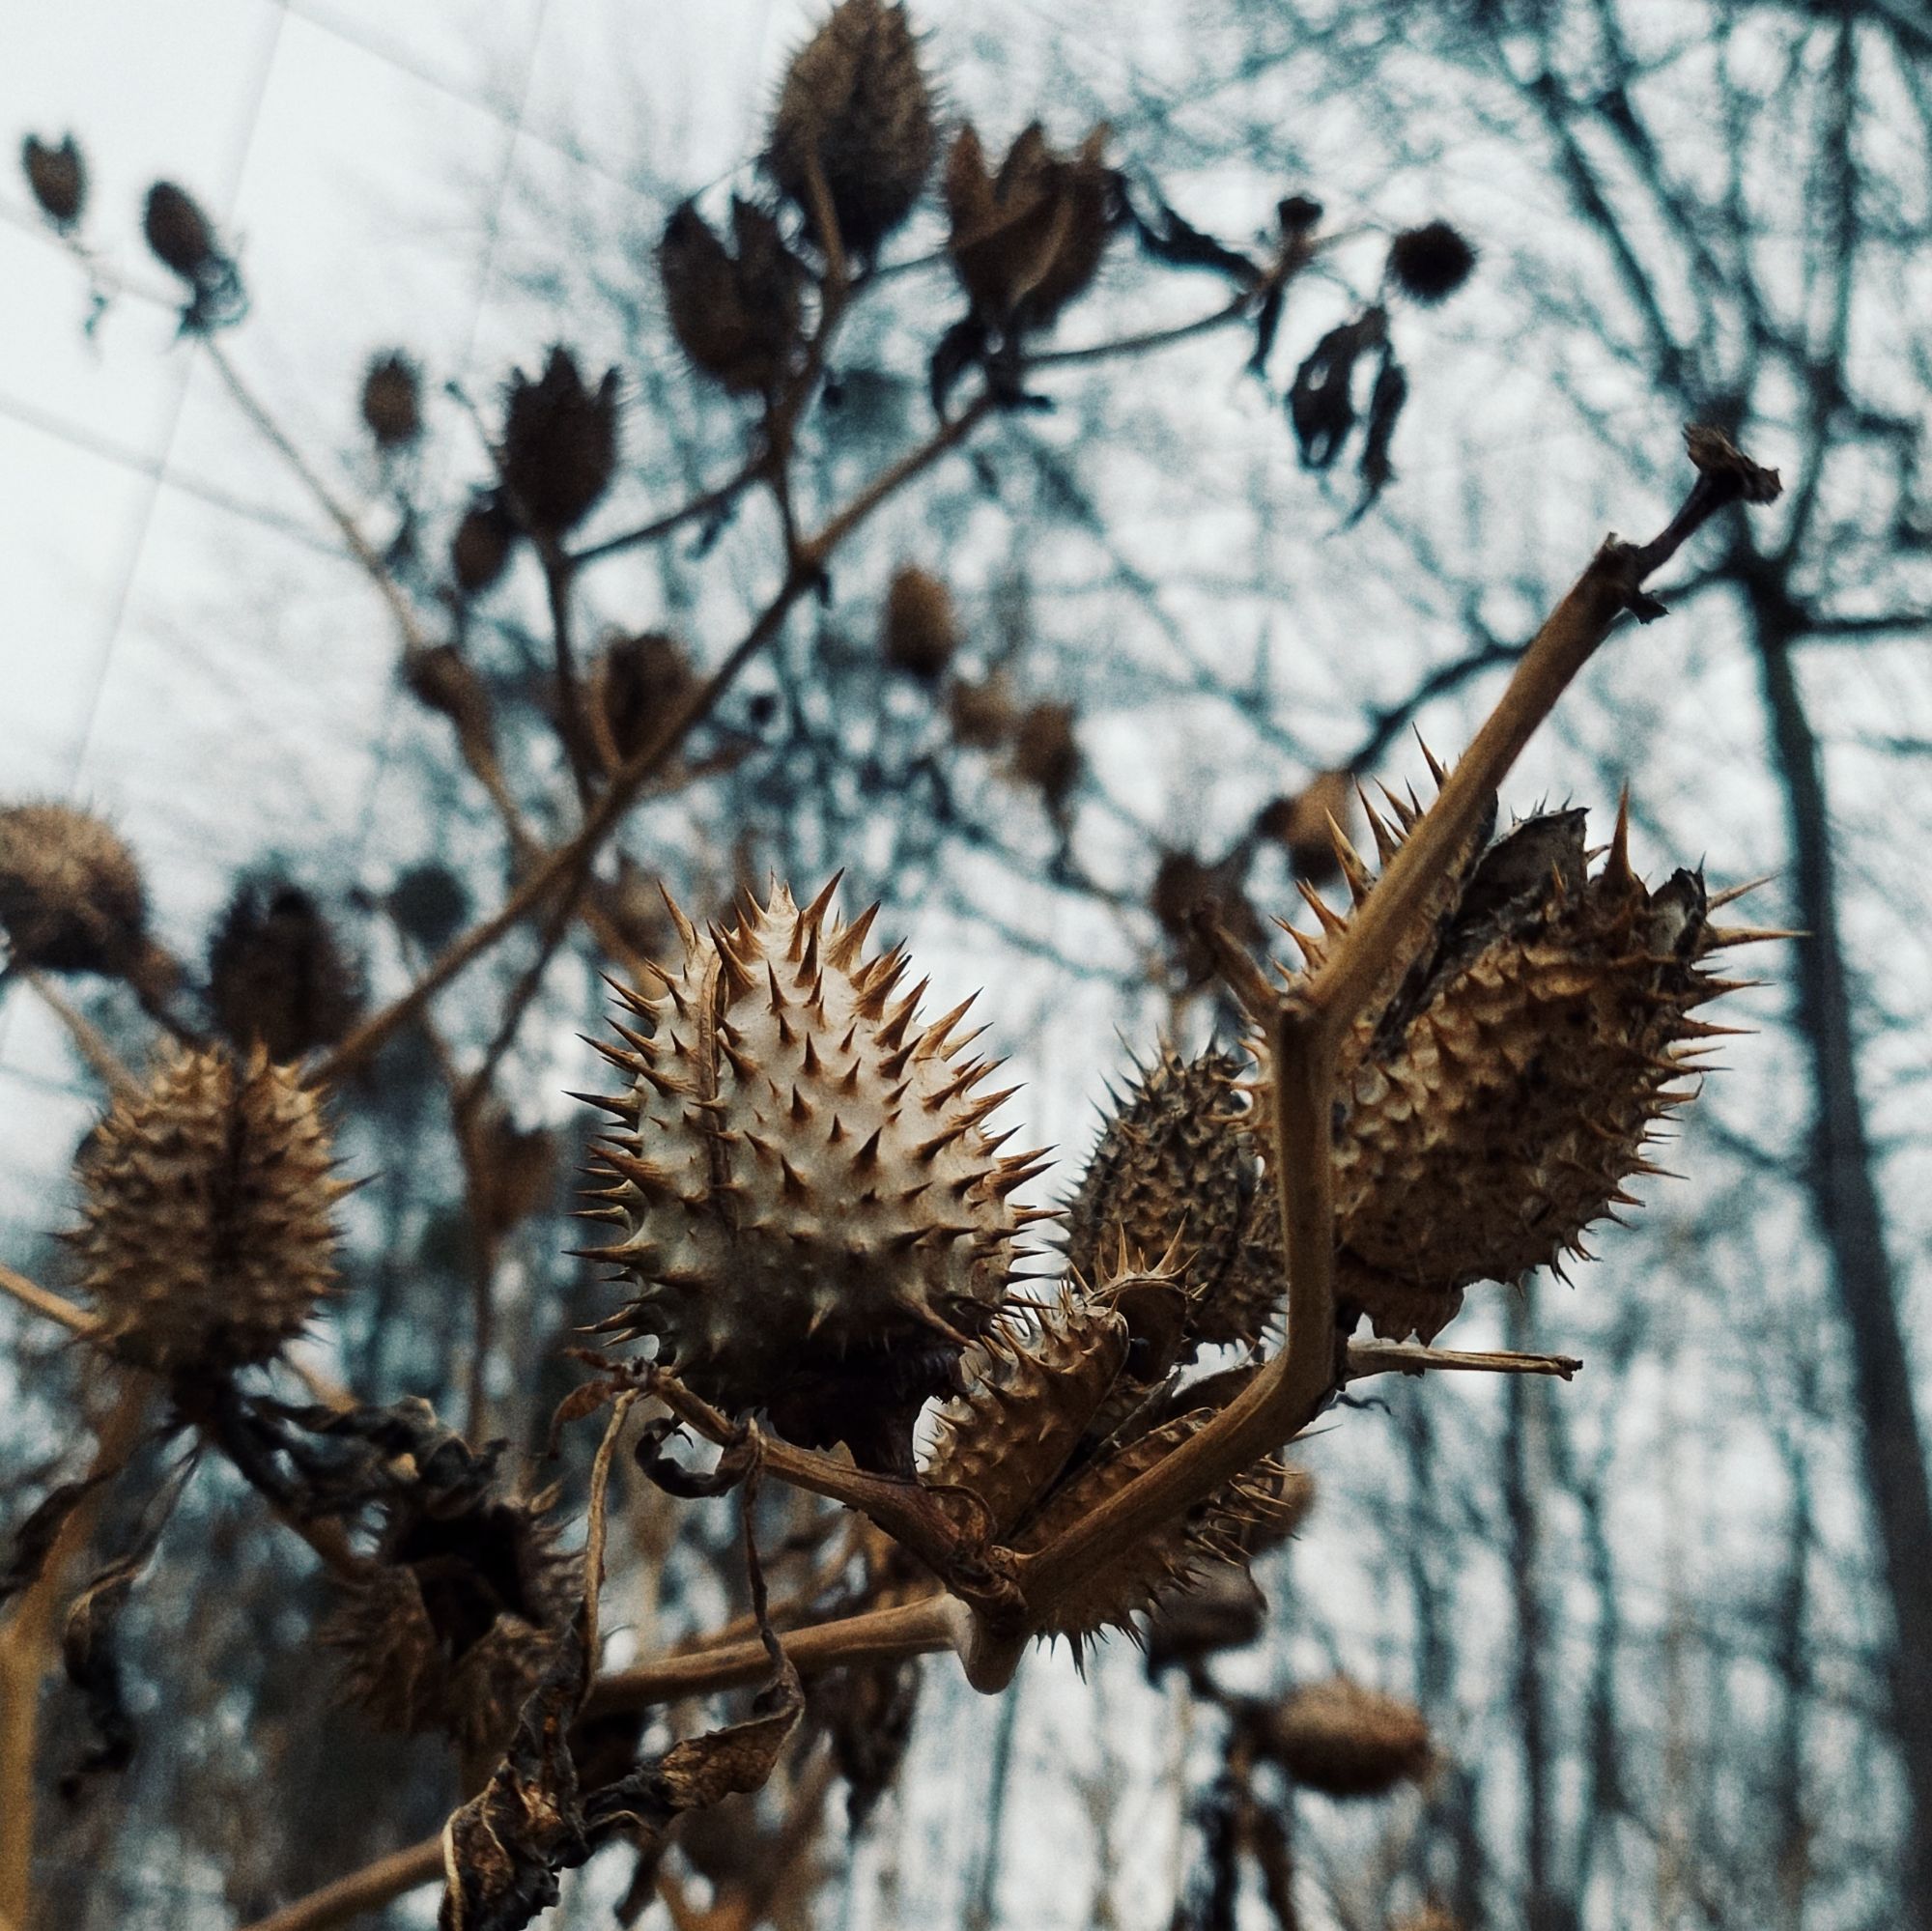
left=70, top=1046, right=347, bottom=1374
left=821, top=1659, right=921, bottom=1828
left=1263, top=786, right=1741, bottom=1342
left=1141, top=1562, right=1267, bottom=1675
left=658, top=198, right=807, bottom=397
left=469, top=1104, right=557, bottom=1238
left=944, top=122, right=1114, bottom=332
left=580, top=880, right=1047, bottom=1470
left=591, top=632, right=698, bottom=765
left=1253, top=1677, right=1433, bottom=1798
left=207, top=880, right=365, bottom=1062
left=359, top=350, right=422, bottom=449
left=386, top=863, right=470, bottom=953
left=449, top=493, right=519, bottom=594
left=1011, top=699, right=1080, bottom=807
left=1148, top=848, right=1264, bottom=984
left=325, top=1482, right=577, bottom=1759
left=1062, top=1045, right=1277, bottom=1350
left=1387, top=220, right=1476, bottom=304
left=499, top=347, right=620, bottom=535
left=881, top=566, right=958, bottom=681
left=766, top=0, right=936, bottom=260
left=1255, top=769, right=1355, bottom=886
left=0, top=803, right=148, bottom=977
left=22, top=133, right=85, bottom=230
left=402, top=643, right=493, bottom=748
left=142, top=181, right=217, bottom=280
left=947, top=673, right=1017, bottom=750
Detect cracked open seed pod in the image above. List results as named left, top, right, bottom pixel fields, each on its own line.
left=500, top=347, right=620, bottom=535
left=207, top=880, right=364, bottom=1061
left=70, top=1046, right=348, bottom=1374
left=765, top=0, right=935, bottom=260
left=923, top=1275, right=1307, bottom=1652
left=326, top=1480, right=577, bottom=1761
left=1252, top=1676, right=1433, bottom=1798
left=578, top=879, right=1049, bottom=1470
left=659, top=198, right=808, bottom=397
left=0, top=802, right=149, bottom=977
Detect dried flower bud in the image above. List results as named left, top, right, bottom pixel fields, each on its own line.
left=881, top=565, right=958, bottom=681
left=658, top=198, right=807, bottom=397
left=580, top=880, right=1046, bottom=1470
left=143, top=180, right=216, bottom=280
left=449, top=493, right=519, bottom=594
left=500, top=347, right=620, bottom=536
left=207, top=880, right=364, bottom=1062
left=359, top=350, right=422, bottom=449
left=766, top=0, right=936, bottom=260
left=591, top=632, right=698, bottom=765
left=386, top=864, right=470, bottom=953
left=1276, top=194, right=1322, bottom=237
left=0, top=802, right=148, bottom=976
left=1253, top=1677, right=1433, bottom=1798
left=1148, top=848, right=1264, bottom=983
left=1011, top=699, right=1080, bottom=806
left=71, top=1046, right=347, bottom=1374
left=22, top=133, right=85, bottom=230
left=947, top=673, right=1017, bottom=750
left=403, top=643, right=493, bottom=748
left=1256, top=769, right=1355, bottom=885
left=1387, top=220, right=1476, bottom=304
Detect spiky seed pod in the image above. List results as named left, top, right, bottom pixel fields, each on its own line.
left=22, top=134, right=85, bottom=229
left=448, top=494, right=517, bottom=594
left=1277, top=193, right=1323, bottom=237
left=1012, top=125, right=1114, bottom=333
left=1148, top=849, right=1265, bottom=985
left=1011, top=700, right=1080, bottom=807
left=1062, top=1046, right=1278, bottom=1350
left=71, top=1046, right=347, bottom=1374
left=1387, top=220, right=1476, bottom=303
left=1254, top=1677, right=1433, bottom=1798
left=1264, top=787, right=1741, bottom=1342
left=207, top=881, right=364, bottom=1062
left=1255, top=769, right=1355, bottom=886
left=767, top=0, right=935, bottom=259
left=499, top=347, right=620, bottom=535
left=591, top=632, right=697, bottom=765
left=947, top=673, right=1017, bottom=750
left=0, top=803, right=148, bottom=976
left=1142, top=1561, right=1268, bottom=1675
left=581, top=880, right=1046, bottom=1470
left=143, top=181, right=217, bottom=280
left=881, top=565, right=958, bottom=681
left=325, top=1485, right=577, bottom=1759
left=359, top=350, right=422, bottom=449
left=658, top=199, right=807, bottom=397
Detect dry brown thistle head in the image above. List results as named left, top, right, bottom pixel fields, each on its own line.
left=590, top=632, right=698, bottom=765
left=944, top=122, right=1115, bottom=332
left=325, top=1474, right=577, bottom=1760
left=449, top=493, right=520, bottom=595
left=499, top=346, right=621, bottom=536
left=765, top=0, right=936, bottom=261
left=1251, top=1676, right=1434, bottom=1798
left=1011, top=698, right=1081, bottom=807
left=658, top=198, right=808, bottom=398
left=947, top=671, right=1018, bottom=750
left=1256, top=768, right=1356, bottom=886
left=403, top=642, right=494, bottom=749
left=22, top=132, right=85, bottom=230
left=143, top=180, right=217, bottom=279
left=207, top=880, right=365, bottom=1062
left=70, top=1045, right=348, bottom=1374
left=881, top=565, right=959, bottom=681
left=923, top=1273, right=1310, bottom=1653
left=1387, top=220, right=1478, bottom=304
left=359, top=349, right=423, bottom=449
left=0, top=801, right=149, bottom=977
left=1149, top=851, right=1265, bottom=987
left=577, top=879, right=1050, bottom=1470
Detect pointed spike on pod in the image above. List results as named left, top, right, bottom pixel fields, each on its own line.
left=1706, top=874, right=1777, bottom=911
left=826, top=901, right=880, bottom=971
left=567, top=1089, right=640, bottom=1121
left=918, top=994, right=980, bottom=1061
left=597, top=1146, right=681, bottom=1195
left=659, top=885, right=699, bottom=953
left=1415, top=733, right=1449, bottom=787
left=1704, top=923, right=1804, bottom=950
left=583, top=1035, right=646, bottom=1076
left=1376, top=780, right=1420, bottom=832
left=779, top=1153, right=812, bottom=1201
left=1295, top=880, right=1348, bottom=936
left=877, top=981, right=928, bottom=1053
left=801, top=871, right=843, bottom=936
left=1326, top=815, right=1375, bottom=903
left=1357, top=784, right=1403, bottom=865
left=802, top=1033, right=823, bottom=1077
left=709, top=922, right=758, bottom=997
left=789, top=1084, right=813, bottom=1124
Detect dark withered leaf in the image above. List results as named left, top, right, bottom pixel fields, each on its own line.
left=1288, top=307, right=1385, bottom=470
left=1127, top=189, right=1259, bottom=285
left=57, top=1552, right=142, bottom=1795
left=0, top=1470, right=117, bottom=1606
left=1349, top=345, right=1408, bottom=523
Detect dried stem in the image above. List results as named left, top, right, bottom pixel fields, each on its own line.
left=1344, top=1342, right=1583, bottom=1381
left=22, top=971, right=138, bottom=1101
left=0, top=1266, right=95, bottom=1338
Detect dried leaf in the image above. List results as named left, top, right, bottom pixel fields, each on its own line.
left=0, top=1469, right=116, bottom=1606
left=1288, top=308, right=1385, bottom=470
left=1127, top=189, right=1259, bottom=285
left=1348, top=345, right=1408, bottom=523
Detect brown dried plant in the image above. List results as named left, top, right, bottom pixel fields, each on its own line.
left=0, top=5, right=1793, bottom=1928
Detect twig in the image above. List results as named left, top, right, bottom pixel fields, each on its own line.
left=22, top=971, right=138, bottom=1101
left=0, top=1265, right=95, bottom=1337
left=1344, top=1342, right=1583, bottom=1381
